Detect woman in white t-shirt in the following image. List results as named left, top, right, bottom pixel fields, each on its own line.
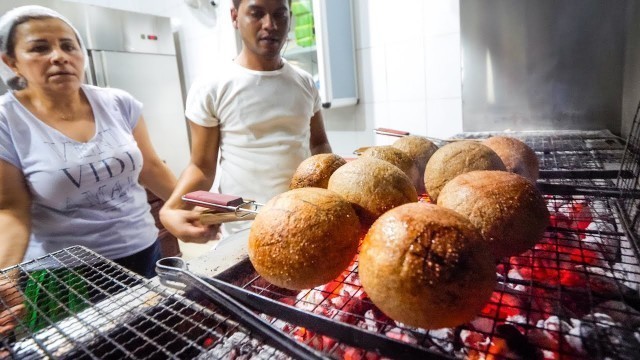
left=0, top=7, right=176, bottom=274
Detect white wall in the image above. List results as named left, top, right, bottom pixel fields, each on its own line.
left=622, top=0, right=640, bottom=140
left=64, top=0, right=463, bottom=158
left=341, top=0, right=462, bottom=155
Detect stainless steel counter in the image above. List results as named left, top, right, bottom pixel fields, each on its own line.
left=186, top=229, right=250, bottom=278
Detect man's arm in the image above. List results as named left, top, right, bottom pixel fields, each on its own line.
left=309, top=110, right=332, bottom=155
left=160, top=121, right=220, bottom=243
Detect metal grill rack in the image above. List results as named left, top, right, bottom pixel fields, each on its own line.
left=1, top=126, right=638, bottom=359
left=458, top=128, right=640, bottom=245
left=211, top=190, right=640, bottom=359
left=617, top=102, right=640, bottom=240
left=201, top=127, right=640, bottom=359
left=0, top=246, right=284, bottom=359
left=459, top=131, right=626, bottom=180
left=524, top=133, right=625, bottom=172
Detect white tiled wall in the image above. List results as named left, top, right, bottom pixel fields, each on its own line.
left=328, top=0, right=463, bottom=156
left=63, top=0, right=463, bottom=157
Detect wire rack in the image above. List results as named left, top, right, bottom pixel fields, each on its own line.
left=205, top=129, right=640, bottom=359
left=458, top=129, right=639, bottom=245
left=0, top=246, right=286, bottom=360
left=528, top=135, right=625, bottom=171
left=617, top=102, right=640, bottom=242
left=461, top=131, right=625, bottom=174
left=217, top=191, right=640, bottom=359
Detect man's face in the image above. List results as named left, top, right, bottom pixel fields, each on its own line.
left=232, top=0, right=291, bottom=60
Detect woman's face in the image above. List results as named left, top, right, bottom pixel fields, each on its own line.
left=3, top=17, right=84, bottom=93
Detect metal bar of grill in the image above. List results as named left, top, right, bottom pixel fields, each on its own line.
left=155, top=257, right=324, bottom=360
left=0, top=247, right=286, bottom=359
left=617, top=99, right=640, bottom=238
left=539, top=169, right=634, bottom=179
left=197, top=276, right=451, bottom=359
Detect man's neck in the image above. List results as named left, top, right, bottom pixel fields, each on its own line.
left=235, top=50, right=284, bottom=71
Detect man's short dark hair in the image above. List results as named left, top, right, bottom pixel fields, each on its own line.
left=232, top=0, right=291, bottom=10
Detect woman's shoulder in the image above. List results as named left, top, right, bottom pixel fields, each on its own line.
left=82, top=84, right=135, bottom=101
left=0, top=92, right=17, bottom=107
left=0, top=92, right=19, bottom=120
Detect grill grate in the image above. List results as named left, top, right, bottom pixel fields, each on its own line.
left=527, top=135, right=625, bottom=171
left=3, top=126, right=638, bottom=359
left=457, top=129, right=640, bottom=247
left=210, top=128, right=640, bottom=359
left=0, top=246, right=285, bottom=359
left=617, top=101, right=640, bottom=241
left=217, top=192, right=640, bottom=359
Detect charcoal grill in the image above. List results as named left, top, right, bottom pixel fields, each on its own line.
left=1, top=121, right=639, bottom=359
left=0, top=246, right=288, bottom=359
left=196, top=123, right=640, bottom=358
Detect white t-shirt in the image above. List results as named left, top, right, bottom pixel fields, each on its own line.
left=0, top=85, right=158, bottom=261
left=186, top=59, right=321, bottom=235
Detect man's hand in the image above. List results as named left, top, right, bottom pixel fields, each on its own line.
left=160, top=207, right=220, bottom=243
left=0, top=278, right=24, bottom=335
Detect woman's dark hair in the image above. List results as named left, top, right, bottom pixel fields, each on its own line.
left=4, top=15, right=51, bottom=58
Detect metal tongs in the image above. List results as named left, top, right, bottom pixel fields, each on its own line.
left=157, top=258, right=449, bottom=360
left=155, top=257, right=324, bottom=360
left=181, top=191, right=264, bottom=225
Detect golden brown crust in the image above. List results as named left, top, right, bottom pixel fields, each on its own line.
left=437, top=170, right=550, bottom=258
left=327, top=157, right=418, bottom=227
left=361, top=146, right=420, bottom=191
left=359, top=203, right=496, bottom=329
left=424, top=141, right=506, bottom=202
left=248, top=187, right=361, bottom=290
left=483, top=136, right=539, bottom=182
left=289, top=153, right=347, bottom=189
left=392, top=136, right=438, bottom=194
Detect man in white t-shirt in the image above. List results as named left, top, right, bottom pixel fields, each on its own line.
left=161, top=0, right=331, bottom=242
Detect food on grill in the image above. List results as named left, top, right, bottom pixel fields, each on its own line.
left=327, top=157, right=418, bottom=227
left=289, top=153, right=347, bottom=189
left=437, top=170, right=550, bottom=258
left=392, top=135, right=439, bottom=194
left=424, top=141, right=506, bottom=201
left=483, top=136, right=539, bottom=182
left=361, top=146, right=420, bottom=191
left=248, top=187, right=361, bottom=290
left=359, top=203, right=496, bottom=329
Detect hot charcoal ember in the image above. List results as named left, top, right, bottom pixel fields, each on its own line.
left=259, top=196, right=640, bottom=359
left=195, top=332, right=287, bottom=360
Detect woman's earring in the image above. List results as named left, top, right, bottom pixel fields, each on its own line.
left=8, top=75, right=27, bottom=90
